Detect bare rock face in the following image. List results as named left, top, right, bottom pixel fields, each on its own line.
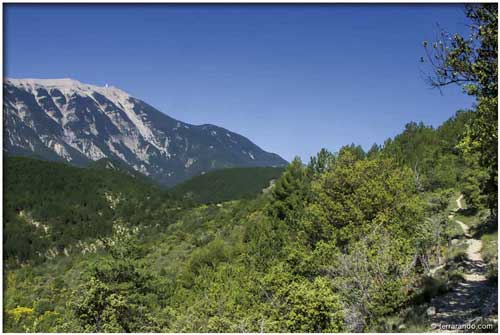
left=4, top=78, right=287, bottom=186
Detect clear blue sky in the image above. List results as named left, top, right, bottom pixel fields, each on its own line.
left=5, top=4, right=475, bottom=162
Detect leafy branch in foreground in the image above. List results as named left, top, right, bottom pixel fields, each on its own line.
left=422, top=3, right=498, bottom=214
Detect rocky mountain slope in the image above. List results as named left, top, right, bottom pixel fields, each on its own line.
left=3, top=78, right=287, bottom=185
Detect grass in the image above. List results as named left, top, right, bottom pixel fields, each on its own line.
left=411, top=276, right=449, bottom=305
left=369, top=304, right=432, bottom=333
left=398, top=304, right=434, bottom=333
left=481, top=231, right=498, bottom=264
left=467, top=214, right=498, bottom=284
left=446, top=248, right=468, bottom=266
left=481, top=230, right=498, bottom=284
left=454, top=213, right=478, bottom=225
left=446, top=219, right=466, bottom=239
left=442, top=239, right=468, bottom=283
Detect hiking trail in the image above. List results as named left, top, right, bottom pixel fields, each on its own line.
left=429, top=195, right=497, bottom=332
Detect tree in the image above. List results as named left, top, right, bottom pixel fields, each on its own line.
left=267, top=157, right=309, bottom=224
left=307, top=148, right=335, bottom=176
left=72, top=227, right=163, bottom=332
left=366, top=143, right=381, bottom=159
left=461, top=155, right=489, bottom=210
left=306, top=152, right=424, bottom=247
left=382, top=122, right=440, bottom=190
left=280, top=277, right=344, bottom=332
left=329, top=230, right=418, bottom=331
left=423, top=3, right=498, bottom=213
left=338, top=143, right=366, bottom=161
left=263, top=265, right=344, bottom=332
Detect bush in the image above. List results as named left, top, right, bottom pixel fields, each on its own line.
left=411, top=276, right=449, bottom=305
left=187, top=238, right=228, bottom=275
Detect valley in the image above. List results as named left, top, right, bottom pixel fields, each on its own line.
left=2, top=3, right=498, bottom=333
left=3, top=109, right=498, bottom=332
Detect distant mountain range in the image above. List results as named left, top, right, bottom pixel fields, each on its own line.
left=3, top=78, right=287, bottom=185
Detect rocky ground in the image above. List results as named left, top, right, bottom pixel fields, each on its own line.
left=428, top=196, right=497, bottom=333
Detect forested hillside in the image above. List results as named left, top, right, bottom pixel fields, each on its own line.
left=3, top=3, right=497, bottom=333
left=4, top=158, right=284, bottom=269
left=172, top=166, right=285, bottom=204
left=4, top=106, right=497, bottom=332
left=3, top=156, right=185, bottom=267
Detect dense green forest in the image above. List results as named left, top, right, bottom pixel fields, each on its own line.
left=3, top=157, right=186, bottom=267
left=2, top=3, right=497, bottom=333
left=172, top=166, right=285, bottom=204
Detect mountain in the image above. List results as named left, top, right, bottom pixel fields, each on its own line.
left=172, top=166, right=285, bottom=204
left=3, top=78, right=287, bottom=186
left=3, top=156, right=183, bottom=264
left=89, top=157, right=154, bottom=182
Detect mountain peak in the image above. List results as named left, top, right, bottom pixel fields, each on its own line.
left=5, top=77, right=130, bottom=97
left=7, top=77, right=83, bottom=88
left=4, top=78, right=287, bottom=185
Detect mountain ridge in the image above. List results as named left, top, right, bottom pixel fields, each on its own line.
left=3, top=78, right=287, bottom=185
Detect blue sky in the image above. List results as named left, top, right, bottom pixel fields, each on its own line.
left=5, top=4, right=475, bottom=162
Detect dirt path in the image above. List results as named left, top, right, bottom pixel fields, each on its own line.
left=429, top=195, right=494, bottom=332
left=456, top=194, right=464, bottom=211
left=454, top=195, right=486, bottom=281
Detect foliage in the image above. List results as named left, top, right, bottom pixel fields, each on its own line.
left=4, top=15, right=498, bottom=327
left=3, top=156, right=184, bottom=266
left=381, top=112, right=472, bottom=191
left=307, top=148, right=335, bottom=176
left=267, top=157, right=310, bottom=224
left=329, top=231, right=417, bottom=331
left=263, top=270, right=345, bottom=332
left=461, top=162, right=489, bottom=210
left=3, top=128, right=465, bottom=332
left=72, top=227, right=165, bottom=332
left=426, top=189, right=455, bottom=214
left=307, top=151, right=424, bottom=247
left=172, top=166, right=284, bottom=204
left=423, top=3, right=498, bottom=212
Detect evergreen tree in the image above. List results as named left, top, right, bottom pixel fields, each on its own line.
left=307, top=148, right=335, bottom=176
left=268, top=157, right=309, bottom=224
